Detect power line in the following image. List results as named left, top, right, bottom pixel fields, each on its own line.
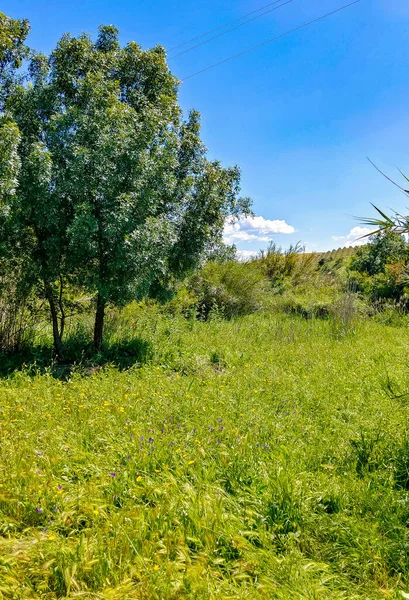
left=169, top=0, right=286, bottom=52
left=182, top=0, right=361, bottom=82
left=169, top=0, right=293, bottom=60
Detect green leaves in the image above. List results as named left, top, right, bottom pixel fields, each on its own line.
left=2, top=19, right=251, bottom=352
left=0, top=118, right=20, bottom=204
left=0, top=13, right=30, bottom=110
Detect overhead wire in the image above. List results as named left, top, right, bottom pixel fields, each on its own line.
left=169, top=0, right=293, bottom=60
left=182, top=0, right=361, bottom=81
left=169, top=0, right=287, bottom=52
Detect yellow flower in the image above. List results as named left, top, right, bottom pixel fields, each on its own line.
left=188, top=460, right=195, bottom=465
left=136, top=475, right=143, bottom=482
left=153, top=564, right=159, bottom=571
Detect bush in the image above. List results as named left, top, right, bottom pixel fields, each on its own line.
left=0, top=271, right=37, bottom=352
left=257, top=242, right=316, bottom=290
left=350, top=232, right=407, bottom=276
left=188, top=261, right=268, bottom=320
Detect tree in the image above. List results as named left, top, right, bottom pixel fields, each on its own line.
left=0, top=12, right=30, bottom=111
left=7, top=23, right=251, bottom=355
left=350, top=232, right=407, bottom=276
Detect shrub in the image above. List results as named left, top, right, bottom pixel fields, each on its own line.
left=350, top=232, right=407, bottom=277
left=0, top=270, right=37, bottom=353
left=188, top=261, right=268, bottom=320
left=257, top=242, right=316, bottom=290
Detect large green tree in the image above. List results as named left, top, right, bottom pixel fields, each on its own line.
left=7, top=23, right=250, bottom=355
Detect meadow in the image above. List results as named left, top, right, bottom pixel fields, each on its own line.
left=1, top=303, right=409, bottom=599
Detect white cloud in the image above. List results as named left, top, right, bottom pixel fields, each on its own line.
left=223, top=215, right=295, bottom=245
left=331, top=226, right=373, bottom=247
left=237, top=249, right=259, bottom=262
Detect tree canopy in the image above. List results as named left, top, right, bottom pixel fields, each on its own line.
left=1, top=19, right=251, bottom=356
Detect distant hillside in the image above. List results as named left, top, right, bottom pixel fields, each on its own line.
left=304, top=245, right=364, bottom=261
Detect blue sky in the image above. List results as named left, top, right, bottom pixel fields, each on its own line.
left=5, top=0, right=409, bottom=254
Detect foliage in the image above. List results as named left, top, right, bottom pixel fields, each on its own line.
left=256, top=242, right=316, bottom=290
left=346, top=233, right=409, bottom=307
left=2, top=307, right=409, bottom=597
left=0, top=12, right=30, bottom=110
left=4, top=21, right=250, bottom=356
left=350, top=232, right=407, bottom=276
left=188, top=260, right=268, bottom=319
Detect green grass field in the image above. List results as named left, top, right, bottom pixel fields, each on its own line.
left=1, top=307, right=409, bottom=599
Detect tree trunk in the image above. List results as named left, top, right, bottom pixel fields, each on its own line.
left=93, top=294, right=105, bottom=351
left=45, top=285, right=63, bottom=360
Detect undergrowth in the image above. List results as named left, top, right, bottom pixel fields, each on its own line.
left=1, top=306, right=409, bottom=598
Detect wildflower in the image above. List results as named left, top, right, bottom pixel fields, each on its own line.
left=148, top=437, right=154, bottom=444
left=36, top=507, right=43, bottom=513
left=136, top=475, right=143, bottom=482
left=109, top=472, right=116, bottom=478
left=217, top=418, right=222, bottom=423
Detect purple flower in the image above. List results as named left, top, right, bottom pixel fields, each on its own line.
left=217, top=418, right=222, bottom=423
left=36, top=470, right=41, bottom=475
left=58, top=485, right=62, bottom=490
left=36, top=507, right=43, bottom=513
left=161, top=428, right=165, bottom=433
left=130, top=434, right=134, bottom=441
left=126, top=456, right=131, bottom=461
left=148, top=437, right=154, bottom=444
left=139, top=445, right=143, bottom=450
left=53, top=507, right=58, bottom=513
left=219, top=426, right=224, bottom=431
left=109, top=472, right=116, bottom=478
left=139, top=436, right=144, bottom=441
left=217, top=440, right=221, bottom=445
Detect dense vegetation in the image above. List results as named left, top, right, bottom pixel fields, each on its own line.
left=3, top=9, right=409, bottom=600
left=2, top=302, right=409, bottom=599
left=0, top=14, right=250, bottom=357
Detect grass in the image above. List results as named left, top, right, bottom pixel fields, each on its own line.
left=1, top=304, right=409, bottom=598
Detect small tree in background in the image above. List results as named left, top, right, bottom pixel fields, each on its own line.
left=350, top=232, right=407, bottom=277
left=5, top=22, right=250, bottom=356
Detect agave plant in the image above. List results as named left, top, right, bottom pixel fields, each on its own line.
left=360, top=161, right=409, bottom=236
